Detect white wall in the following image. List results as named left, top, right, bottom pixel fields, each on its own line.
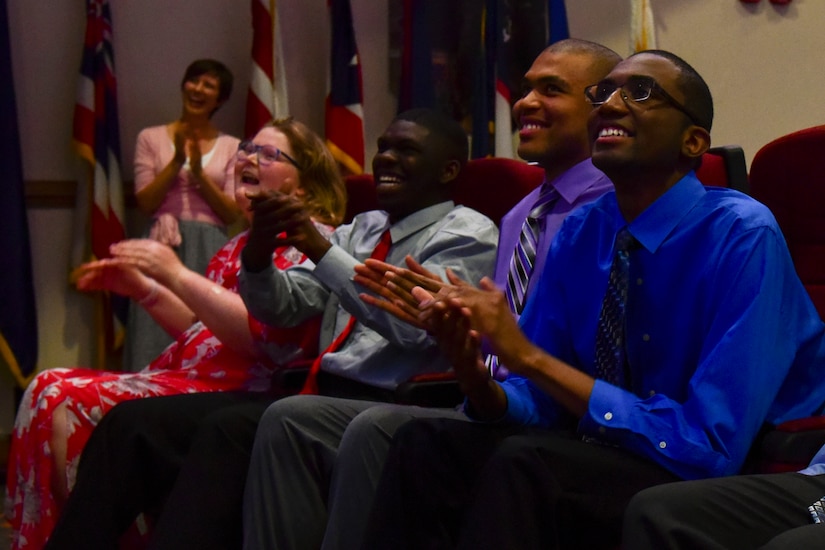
left=3, top=0, right=823, bottom=432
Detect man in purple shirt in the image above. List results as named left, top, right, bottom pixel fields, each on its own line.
left=242, top=38, right=621, bottom=550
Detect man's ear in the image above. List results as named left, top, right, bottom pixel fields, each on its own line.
left=440, top=159, right=462, bottom=184
left=681, top=125, right=711, bottom=161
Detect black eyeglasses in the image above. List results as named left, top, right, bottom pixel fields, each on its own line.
left=584, top=76, right=705, bottom=129
left=237, top=141, right=302, bottom=170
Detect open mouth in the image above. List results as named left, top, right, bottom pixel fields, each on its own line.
left=186, top=96, right=206, bottom=109
left=519, top=120, right=548, bottom=137
left=598, top=126, right=630, bottom=138
left=375, top=173, right=404, bottom=189
left=241, top=170, right=260, bottom=185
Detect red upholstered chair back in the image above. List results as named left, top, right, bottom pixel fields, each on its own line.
left=696, top=145, right=749, bottom=193
left=749, top=125, right=825, bottom=320
left=346, top=149, right=747, bottom=226
left=451, top=157, right=544, bottom=224
left=343, top=157, right=545, bottom=226
left=342, top=174, right=380, bottom=223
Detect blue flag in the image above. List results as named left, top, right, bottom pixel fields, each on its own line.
left=548, top=0, right=569, bottom=44
left=0, top=0, right=38, bottom=387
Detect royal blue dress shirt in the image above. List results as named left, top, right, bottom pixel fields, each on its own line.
left=500, top=173, right=825, bottom=480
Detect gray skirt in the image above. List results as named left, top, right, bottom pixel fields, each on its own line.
left=122, top=219, right=229, bottom=372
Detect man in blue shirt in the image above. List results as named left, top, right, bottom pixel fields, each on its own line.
left=361, top=50, right=825, bottom=549
left=623, top=442, right=825, bottom=548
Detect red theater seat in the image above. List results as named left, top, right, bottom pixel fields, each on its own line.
left=696, top=145, right=749, bottom=193
left=746, top=126, right=825, bottom=473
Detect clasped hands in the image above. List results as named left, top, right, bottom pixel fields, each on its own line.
left=355, top=256, right=527, bottom=407
left=173, top=124, right=203, bottom=174
left=241, top=190, right=331, bottom=271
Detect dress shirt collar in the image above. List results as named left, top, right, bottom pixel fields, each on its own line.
left=387, top=200, right=456, bottom=244
left=549, top=158, right=609, bottom=206
left=623, top=171, right=706, bottom=254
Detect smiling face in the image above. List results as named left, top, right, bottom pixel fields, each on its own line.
left=371, top=119, right=456, bottom=222
left=234, top=126, right=302, bottom=221
left=512, top=50, right=603, bottom=175
left=181, top=72, right=223, bottom=118
left=588, top=53, right=696, bottom=180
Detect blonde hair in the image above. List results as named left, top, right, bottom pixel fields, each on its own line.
left=270, top=118, right=347, bottom=226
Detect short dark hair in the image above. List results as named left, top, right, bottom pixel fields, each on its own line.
left=393, top=108, right=469, bottom=168
left=545, top=38, right=623, bottom=82
left=181, top=59, right=234, bottom=108
left=634, top=50, right=714, bottom=132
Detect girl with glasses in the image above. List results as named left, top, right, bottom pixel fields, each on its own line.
left=3, top=119, right=345, bottom=550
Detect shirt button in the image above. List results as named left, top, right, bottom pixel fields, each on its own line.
left=599, top=426, right=607, bottom=435
left=659, top=441, right=667, bottom=449
left=642, top=334, right=651, bottom=342
left=649, top=390, right=656, bottom=397
left=604, top=412, right=613, bottom=421
left=636, top=278, right=643, bottom=286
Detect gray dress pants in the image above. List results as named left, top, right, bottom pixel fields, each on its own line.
left=242, top=394, right=467, bottom=550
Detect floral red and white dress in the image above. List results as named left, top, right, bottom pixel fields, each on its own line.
left=3, top=229, right=328, bottom=550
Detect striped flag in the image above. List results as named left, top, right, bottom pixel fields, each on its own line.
left=393, top=0, right=550, bottom=159
left=0, top=0, right=38, bottom=388
left=72, top=0, right=127, bottom=363
left=325, top=0, right=365, bottom=175
left=631, top=0, right=657, bottom=52
left=245, top=0, right=289, bottom=139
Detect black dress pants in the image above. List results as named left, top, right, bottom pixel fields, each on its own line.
left=363, top=417, right=681, bottom=550
left=45, top=391, right=276, bottom=550
left=45, top=374, right=394, bottom=550
left=623, top=472, right=825, bottom=549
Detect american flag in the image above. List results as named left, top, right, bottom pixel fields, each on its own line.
left=245, top=0, right=289, bottom=139
left=72, top=0, right=127, bottom=361
left=325, top=0, right=365, bottom=175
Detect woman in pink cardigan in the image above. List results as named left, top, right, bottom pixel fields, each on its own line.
left=127, top=59, right=242, bottom=370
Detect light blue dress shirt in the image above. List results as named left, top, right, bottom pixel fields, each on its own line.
left=800, top=445, right=825, bottom=476
left=239, top=201, right=499, bottom=390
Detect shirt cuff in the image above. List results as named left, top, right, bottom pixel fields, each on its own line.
left=579, top=379, right=638, bottom=444
left=311, top=244, right=356, bottom=294
left=239, top=260, right=277, bottom=288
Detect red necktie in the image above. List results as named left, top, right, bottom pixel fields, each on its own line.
left=300, top=229, right=392, bottom=394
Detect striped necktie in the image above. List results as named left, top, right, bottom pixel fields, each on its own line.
left=594, top=228, right=638, bottom=389
left=505, top=184, right=559, bottom=315
left=300, top=228, right=392, bottom=395
left=487, top=184, right=559, bottom=379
